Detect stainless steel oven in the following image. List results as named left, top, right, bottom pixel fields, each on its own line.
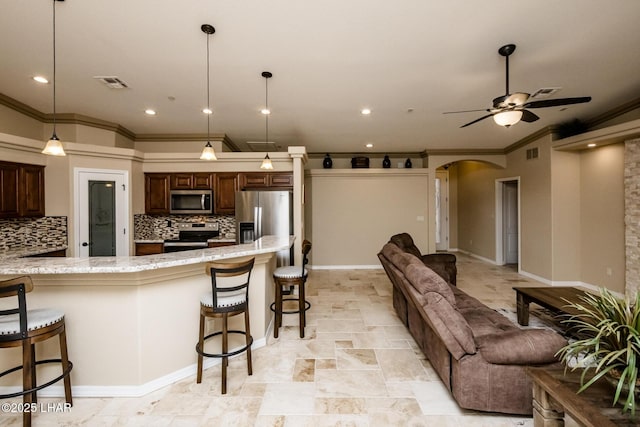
left=163, top=222, right=219, bottom=252
left=170, top=190, right=213, bottom=214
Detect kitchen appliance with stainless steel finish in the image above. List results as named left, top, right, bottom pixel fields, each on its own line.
left=235, top=190, right=293, bottom=265
left=163, top=222, right=219, bottom=252
left=170, top=190, right=213, bottom=214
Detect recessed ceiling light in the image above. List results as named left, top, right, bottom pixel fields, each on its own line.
left=202, top=108, right=213, bottom=114
left=361, top=108, right=371, bottom=115
left=261, top=108, right=271, bottom=115
left=33, top=76, right=48, bottom=84
left=144, top=109, right=156, bottom=116
left=365, top=143, right=374, bottom=148
left=587, top=143, right=596, bottom=148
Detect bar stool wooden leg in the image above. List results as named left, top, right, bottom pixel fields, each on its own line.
left=244, top=309, right=253, bottom=376
left=274, top=280, right=282, bottom=338
left=299, top=282, right=306, bottom=338
left=221, top=314, right=228, bottom=395
left=60, top=328, right=73, bottom=405
left=22, top=341, right=33, bottom=427
left=196, top=314, right=205, bottom=384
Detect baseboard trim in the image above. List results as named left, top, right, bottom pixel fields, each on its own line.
left=0, top=337, right=268, bottom=398
left=308, top=265, right=383, bottom=270
left=517, top=272, right=625, bottom=299
left=456, top=249, right=497, bottom=265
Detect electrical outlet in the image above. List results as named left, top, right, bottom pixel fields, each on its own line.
left=606, top=267, right=613, bottom=276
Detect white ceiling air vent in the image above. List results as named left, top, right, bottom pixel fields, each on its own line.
left=530, top=87, right=561, bottom=99
left=93, top=76, right=129, bottom=89
left=246, top=141, right=279, bottom=152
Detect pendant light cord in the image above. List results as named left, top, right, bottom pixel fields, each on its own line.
left=52, top=0, right=57, bottom=133
left=265, top=76, right=268, bottom=144
left=206, top=31, right=210, bottom=141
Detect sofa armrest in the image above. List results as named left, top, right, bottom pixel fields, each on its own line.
left=476, top=329, right=567, bottom=365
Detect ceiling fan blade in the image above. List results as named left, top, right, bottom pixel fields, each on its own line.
left=460, top=113, right=494, bottom=128
left=520, top=109, right=539, bottom=123
left=523, top=96, right=591, bottom=109
left=443, top=108, right=488, bottom=114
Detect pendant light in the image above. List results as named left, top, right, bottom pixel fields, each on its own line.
left=199, top=24, right=217, bottom=161
left=42, top=0, right=65, bottom=156
left=260, top=71, right=274, bottom=170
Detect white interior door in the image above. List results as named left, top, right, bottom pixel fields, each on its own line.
left=435, top=171, right=449, bottom=251
left=503, top=181, right=519, bottom=264
left=75, top=169, right=129, bottom=257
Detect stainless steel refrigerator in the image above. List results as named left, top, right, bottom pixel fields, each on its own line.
left=235, top=190, right=293, bottom=266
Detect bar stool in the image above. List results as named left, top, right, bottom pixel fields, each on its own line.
left=196, top=257, right=254, bottom=394
left=0, top=276, right=73, bottom=427
left=271, top=240, right=312, bottom=338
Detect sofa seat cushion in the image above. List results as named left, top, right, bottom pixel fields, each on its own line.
left=476, top=329, right=567, bottom=365
left=405, top=262, right=457, bottom=307
left=459, top=305, right=517, bottom=338
left=424, top=292, right=476, bottom=356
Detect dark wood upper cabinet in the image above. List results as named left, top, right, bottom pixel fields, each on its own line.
left=0, top=162, right=20, bottom=217
left=239, top=172, right=293, bottom=190
left=145, top=173, right=170, bottom=214
left=269, top=173, right=294, bottom=188
left=215, top=173, right=238, bottom=215
left=170, top=173, right=213, bottom=190
left=0, top=161, right=44, bottom=218
left=20, top=165, right=45, bottom=217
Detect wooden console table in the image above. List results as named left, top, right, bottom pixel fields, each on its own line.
left=527, top=367, right=640, bottom=426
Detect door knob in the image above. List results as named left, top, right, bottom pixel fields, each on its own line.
left=82, top=242, right=89, bottom=247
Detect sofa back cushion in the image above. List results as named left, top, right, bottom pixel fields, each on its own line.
left=405, top=261, right=456, bottom=307
left=389, top=233, right=423, bottom=258
left=424, top=292, right=477, bottom=356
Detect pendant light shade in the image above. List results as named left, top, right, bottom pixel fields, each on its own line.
left=259, top=71, right=274, bottom=170
left=43, top=0, right=65, bottom=156
left=200, top=24, right=217, bottom=161
left=260, top=153, right=274, bottom=170
left=493, top=110, right=522, bottom=127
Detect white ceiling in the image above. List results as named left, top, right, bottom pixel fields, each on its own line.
left=1, top=0, right=640, bottom=154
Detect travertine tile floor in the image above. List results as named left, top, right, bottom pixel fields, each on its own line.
left=2, top=254, right=548, bottom=426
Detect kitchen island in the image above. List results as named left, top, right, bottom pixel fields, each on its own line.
left=0, top=236, right=293, bottom=397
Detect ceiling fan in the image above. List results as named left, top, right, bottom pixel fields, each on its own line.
left=445, top=44, right=591, bottom=128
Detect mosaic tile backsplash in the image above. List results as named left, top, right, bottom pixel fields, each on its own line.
left=134, top=214, right=236, bottom=240
left=0, top=216, right=68, bottom=250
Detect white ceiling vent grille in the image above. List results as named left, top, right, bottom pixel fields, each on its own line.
left=246, top=141, right=279, bottom=152
left=93, top=76, right=129, bottom=89
left=530, top=87, right=561, bottom=99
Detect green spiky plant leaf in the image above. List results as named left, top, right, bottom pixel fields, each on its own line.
left=556, top=288, right=640, bottom=415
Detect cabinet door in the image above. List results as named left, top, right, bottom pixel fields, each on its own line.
left=193, top=173, right=213, bottom=189
left=145, top=173, right=170, bottom=214
left=240, top=172, right=269, bottom=189
left=171, top=173, right=193, bottom=190
left=135, top=242, right=164, bottom=256
left=19, top=165, right=45, bottom=217
left=0, top=162, right=20, bottom=218
left=269, top=172, right=293, bottom=188
left=215, top=173, right=238, bottom=214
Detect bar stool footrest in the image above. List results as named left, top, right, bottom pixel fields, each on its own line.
left=0, top=358, right=73, bottom=399
left=195, top=330, right=253, bottom=359
left=270, top=298, right=311, bottom=315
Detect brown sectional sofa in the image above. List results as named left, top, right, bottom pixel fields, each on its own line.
left=378, top=234, right=567, bottom=415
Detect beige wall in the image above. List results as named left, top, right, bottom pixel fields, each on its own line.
left=305, top=169, right=429, bottom=266
left=579, top=143, right=625, bottom=293
left=0, top=104, right=43, bottom=140
left=447, top=164, right=459, bottom=249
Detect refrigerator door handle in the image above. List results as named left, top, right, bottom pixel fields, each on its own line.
left=257, top=207, right=263, bottom=238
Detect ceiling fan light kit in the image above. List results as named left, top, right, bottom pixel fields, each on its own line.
left=493, top=110, right=522, bottom=127
left=446, top=43, right=591, bottom=129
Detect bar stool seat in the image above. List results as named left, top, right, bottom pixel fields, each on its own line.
left=271, top=240, right=312, bottom=339
left=0, top=276, right=73, bottom=427
left=196, top=257, right=255, bottom=394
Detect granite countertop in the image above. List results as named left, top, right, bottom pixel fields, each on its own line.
left=133, top=235, right=236, bottom=244
left=0, top=245, right=68, bottom=260
left=0, top=236, right=293, bottom=275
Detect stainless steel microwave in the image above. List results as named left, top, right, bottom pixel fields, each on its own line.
left=170, top=190, right=213, bottom=214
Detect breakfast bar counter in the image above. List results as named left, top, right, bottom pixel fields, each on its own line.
left=0, top=236, right=293, bottom=397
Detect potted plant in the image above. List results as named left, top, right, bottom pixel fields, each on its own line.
left=556, top=288, right=640, bottom=415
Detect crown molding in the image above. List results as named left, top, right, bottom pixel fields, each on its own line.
left=586, top=96, right=640, bottom=128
